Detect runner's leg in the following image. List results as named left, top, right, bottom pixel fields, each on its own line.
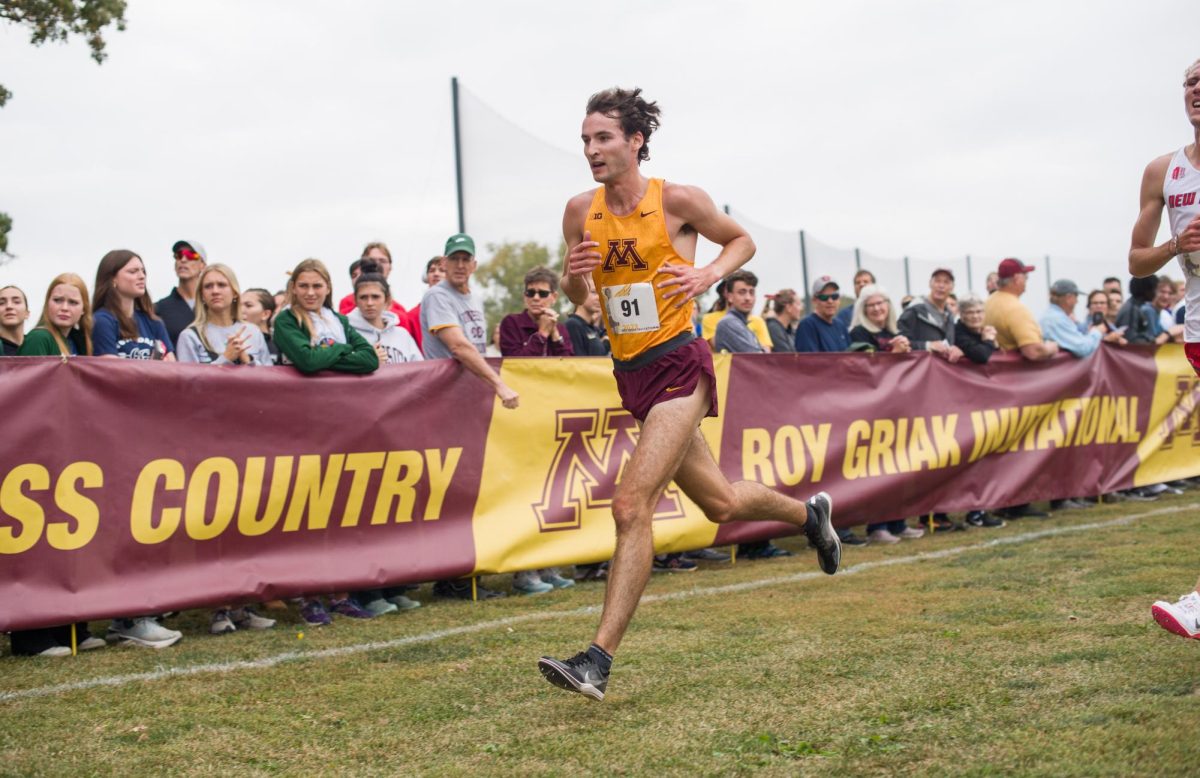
left=592, top=387, right=711, bottom=655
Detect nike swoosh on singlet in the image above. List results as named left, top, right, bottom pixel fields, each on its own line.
left=664, top=386, right=683, bottom=393
left=641, top=210, right=657, bottom=217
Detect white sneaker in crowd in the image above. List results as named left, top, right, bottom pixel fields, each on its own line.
left=867, top=528, right=901, bottom=544
left=898, top=526, right=926, bottom=539
left=36, top=645, right=72, bottom=657
left=109, top=617, right=183, bottom=648
left=77, top=636, right=107, bottom=651
left=210, top=609, right=237, bottom=635
left=1152, top=591, right=1200, bottom=640
left=231, top=607, right=276, bottom=630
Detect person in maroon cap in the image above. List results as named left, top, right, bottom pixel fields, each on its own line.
left=983, top=258, right=1059, bottom=360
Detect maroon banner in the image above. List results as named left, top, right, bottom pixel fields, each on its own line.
left=0, top=345, right=1193, bottom=631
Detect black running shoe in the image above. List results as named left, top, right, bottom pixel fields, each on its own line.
left=803, top=491, right=840, bottom=575
left=538, top=651, right=609, bottom=701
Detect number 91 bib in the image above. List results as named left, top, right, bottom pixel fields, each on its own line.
left=603, top=283, right=661, bottom=335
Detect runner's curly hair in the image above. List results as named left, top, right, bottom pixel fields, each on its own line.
left=585, top=87, right=661, bottom=163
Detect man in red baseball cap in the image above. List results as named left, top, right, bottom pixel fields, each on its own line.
left=983, top=258, right=1059, bottom=360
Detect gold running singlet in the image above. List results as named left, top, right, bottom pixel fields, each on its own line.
left=587, top=178, right=695, bottom=364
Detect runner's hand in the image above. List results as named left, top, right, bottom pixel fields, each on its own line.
left=1180, top=216, right=1200, bottom=254
left=567, top=230, right=603, bottom=277
left=497, top=382, right=519, bottom=409
left=657, top=263, right=720, bottom=308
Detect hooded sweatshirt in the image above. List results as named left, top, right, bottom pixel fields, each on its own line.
left=347, top=308, right=423, bottom=364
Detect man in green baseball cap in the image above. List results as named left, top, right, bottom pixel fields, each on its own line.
left=444, top=233, right=475, bottom=257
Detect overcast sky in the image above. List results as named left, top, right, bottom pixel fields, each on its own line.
left=2, top=0, right=1197, bottom=320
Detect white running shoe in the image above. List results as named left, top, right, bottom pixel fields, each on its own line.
left=110, top=617, right=183, bottom=648
left=78, top=636, right=107, bottom=651
left=37, top=645, right=71, bottom=657
left=867, top=529, right=901, bottom=544
left=231, top=607, right=277, bottom=630
left=210, top=609, right=237, bottom=635
left=1151, top=591, right=1200, bottom=640
left=898, top=526, right=925, bottom=539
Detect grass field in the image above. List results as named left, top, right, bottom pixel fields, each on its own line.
left=3, top=496, right=1200, bottom=776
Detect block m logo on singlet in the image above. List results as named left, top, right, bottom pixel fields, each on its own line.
left=1157, top=374, right=1200, bottom=451
left=533, top=408, right=686, bottom=532
left=601, top=239, right=648, bottom=273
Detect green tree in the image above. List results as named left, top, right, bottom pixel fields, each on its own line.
left=474, top=241, right=567, bottom=335
left=1, top=0, right=127, bottom=260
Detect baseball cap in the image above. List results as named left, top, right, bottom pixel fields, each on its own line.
left=444, top=233, right=475, bottom=257
left=1049, top=279, right=1080, bottom=295
left=172, top=240, right=207, bottom=262
left=810, top=275, right=839, bottom=297
left=997, top=258, right=1035, bottom=278
left=931, top=267, right=955, bottom=281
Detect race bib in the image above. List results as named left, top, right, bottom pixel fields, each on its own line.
left=603, top=283, right=661, bottom=334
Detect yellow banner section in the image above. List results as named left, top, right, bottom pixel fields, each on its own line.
left=471, top=354, right=732, bottom=575
left=1133, top=345, right=1200, bottom=487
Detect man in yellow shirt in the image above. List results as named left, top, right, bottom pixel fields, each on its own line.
left=983, top=258, right=1059, bottom=360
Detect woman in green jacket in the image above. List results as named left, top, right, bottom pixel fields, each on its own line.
left=274, top=258, right=379, bottom=626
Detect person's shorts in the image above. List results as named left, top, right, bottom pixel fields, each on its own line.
left=1186, top=342, right=1200, bottom=377
left=612, top=336, right=718, bottom=422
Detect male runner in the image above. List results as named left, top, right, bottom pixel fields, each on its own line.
left=1131, top=59, right=1200, bottom=640
left=537, top=88, right=841, bottom=700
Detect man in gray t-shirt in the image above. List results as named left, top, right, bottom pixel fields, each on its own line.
left=419, top=233, right=518, bottom=409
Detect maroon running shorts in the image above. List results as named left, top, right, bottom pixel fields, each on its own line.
left=1187, top=342, right=1200, bottom=377
left=613, top=337, right=718, bottom=422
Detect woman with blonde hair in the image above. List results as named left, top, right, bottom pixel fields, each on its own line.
left=19, top=274, right=94, bottom=357
left=273, top=258, right=379, bottom=625
left=177, top=264, right=272, bottom=366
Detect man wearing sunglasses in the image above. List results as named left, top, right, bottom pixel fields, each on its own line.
left=155, top=239, right=207, bottom=346
left=498, top=267, right=574, bottom=357
left=795, top=276, right=851, bottom=353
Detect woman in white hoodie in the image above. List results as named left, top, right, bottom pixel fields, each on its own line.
left=347, top=263, right=425, bottom=614
left=346, top=262, right=422, bottom=364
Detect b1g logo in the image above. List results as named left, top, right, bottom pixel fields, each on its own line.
left=533, top=409, right=685, bottom=532
left=601, top=239, right=648, bottom=273
left=1158, top=374, right=1200, bottom=450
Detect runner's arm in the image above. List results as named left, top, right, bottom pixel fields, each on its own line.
left=658, top=184, right=755, bottom=305
left=561, top=193, right=599, bottom=306
left=1129, top=155, right=1175, bottom=277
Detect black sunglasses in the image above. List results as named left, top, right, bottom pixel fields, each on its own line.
left=814, top=292, right=840, bottom=302
left=524, top=288, right=552, bottom=298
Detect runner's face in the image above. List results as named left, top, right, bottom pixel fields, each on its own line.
left=0, top=287, right=29, bottom=328
left=46, top=283, right=83, bottom=332
left=1185, top=64, right=1200, bottom=126
left=293, top=271, right=328, bottom=312
left=582, top=112, right=641, bottom=183
left=201, top=270, right=234, bottom=314
left=726, top=281, right=756, bottom=314
left=524, top=281, right=555, bottom=315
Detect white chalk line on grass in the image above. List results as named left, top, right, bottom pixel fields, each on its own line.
left=2, top=502, right=1194, bottom=704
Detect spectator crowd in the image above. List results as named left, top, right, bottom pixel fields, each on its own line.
left=1, top=237, right=1194, bottom=657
